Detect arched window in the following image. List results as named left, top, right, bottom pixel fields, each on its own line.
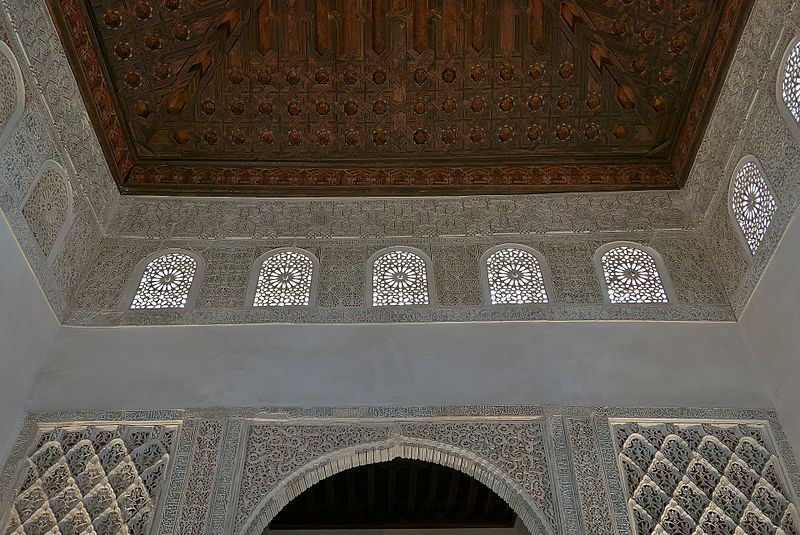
left=248, top=248, right=318, bottom=307
left=596, top=243, right=672, bottom=304
left=369, top=247, right=432, bottom=306
left=779, top=36, right=800, bottom=129
left=729, top=157, right=777, bottom=255
left=129, top=251, right=200, bottom=309
left=481, top=245, right=551, bottom=304
left=0, top=41, right=25, bottom=151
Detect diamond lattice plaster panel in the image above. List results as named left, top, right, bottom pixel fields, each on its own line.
left=612, top=421, right=799, bottom=535
left=3, top=423, right=178, bottom=535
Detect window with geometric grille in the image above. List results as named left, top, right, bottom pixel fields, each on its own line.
left=130, top=251, right=199, bottom=309
left=482, top=245, right=549, bottom=304
left=370, top=248, right=431, bottom=306
left=730, top=159, right=777, bottom=255
left=251, top=249, right=316, bottom=307
left=781, top=37, right=800, bottom=125
left=597, top=243, right=670, bottom=304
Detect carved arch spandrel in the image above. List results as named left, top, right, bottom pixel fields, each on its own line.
left=233, top=421, right=559, bottom=535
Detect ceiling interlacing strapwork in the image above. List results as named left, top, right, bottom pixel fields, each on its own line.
left=46, top=0, right=754, bottom=195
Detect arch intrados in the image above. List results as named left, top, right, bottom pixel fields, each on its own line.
left=238, top=437, right=552, bottom=535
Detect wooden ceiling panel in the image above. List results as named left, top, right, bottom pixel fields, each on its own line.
left=46, top=0, right=754, bottom=196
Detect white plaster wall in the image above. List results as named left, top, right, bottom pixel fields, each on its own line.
left=30, top=317, right=770, bottom=411
left=741, top=207, right=800, bottom=455
left=0, top=210, right=58, bottom=465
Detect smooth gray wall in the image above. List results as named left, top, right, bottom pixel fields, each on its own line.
left=32, top=319, right=770, bottom=411
left=741, top=208, right=800, bottom=454
left=0, top=211, right=58, bottom=464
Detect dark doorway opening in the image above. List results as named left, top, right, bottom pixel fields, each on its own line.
left=267, top=458, right=519, bottom=530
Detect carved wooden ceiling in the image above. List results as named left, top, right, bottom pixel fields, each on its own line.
left=47, top=0, right=753, bottom=196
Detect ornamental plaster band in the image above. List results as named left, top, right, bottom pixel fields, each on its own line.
left=0, top=406, right=798, bottom=535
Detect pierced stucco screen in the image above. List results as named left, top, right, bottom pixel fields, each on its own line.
left=600, top=246, right=669, bottom=304
left=371, top=249, right=430, bottom=306
left=253, top=250, right=314, bottom=307
left=130, top=253, right=198, bottom=309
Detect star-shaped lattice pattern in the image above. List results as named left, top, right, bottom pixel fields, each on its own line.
left=731, top=162, right=777, bottom=255
left=601, top=246, right=668, bottom=303
left=486, top=247, right=548, bottom=304
left=372, top=249, right=429, bottom=306
left=783, top=41, right=800, bottom=124
left=130, top=253, right=197, bottom=309
left=253, top=250, right=314, bottom=306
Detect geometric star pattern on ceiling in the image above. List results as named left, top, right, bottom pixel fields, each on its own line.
left=47, top=0, right=755, bottom=196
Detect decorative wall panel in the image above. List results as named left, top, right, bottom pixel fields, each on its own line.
left=21, top=164, right=71, bottom=258
left=0, top=406, right=796, bottom=535
left=63, top=233, right=735, bottom=326
left=0, top=40, right=24, bottom=151
left=612, top=420, right=800, bottom=535
left=1, top=422, right=179, bottom=535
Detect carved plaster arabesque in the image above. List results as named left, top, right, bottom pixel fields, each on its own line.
left=0, top=40, right=24, bottom=152
left=610, top=419, right=800, bottom=535
left=1, top=406, right=798, bottom=535
left=21, top=160, right=73, bottom=263
left=0, top=419, right=181, bottom=535
left=236, top=433, right=554, bottom=535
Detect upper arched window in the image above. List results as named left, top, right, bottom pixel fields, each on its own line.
left=780, top=36, right=800, bottom=127
left=129, top=251, right=200, bottom=309
left=481, top=245, right=550, bottom=304
left=249, top=248, right=318, bottom=307
left=729, top=158, right=777, bottom=255
left=596, top=243, right=672, bottom=304
left=370, top=247, right=432, bottom=306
